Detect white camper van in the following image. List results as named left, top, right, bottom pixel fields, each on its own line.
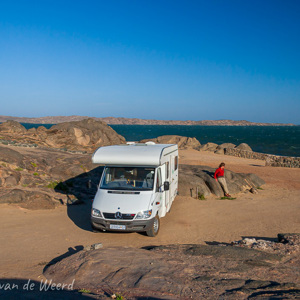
left=91, top=142, right=178, bottom=237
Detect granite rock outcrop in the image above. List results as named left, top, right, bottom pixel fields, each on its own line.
left=140, top=135, right=201, bottom=150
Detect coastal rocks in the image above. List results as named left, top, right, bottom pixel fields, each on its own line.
left=179, top=164, right=265, bottom=198
left=224, top=148, right=300, bottom=168
left=199, top=142, right=253, bottom=156
left=0, top=119, right=126, bottom=152
left=225, top=147, right=268, bottom=160
left=43, top=242, right=299, bottom=299
left=266, top=155, right=300, bottom=168
left=214, top=143, right=236, bottom=155
left=140, top=135, right=201, bottom=150
left=214, top=143, right=252, bottom=155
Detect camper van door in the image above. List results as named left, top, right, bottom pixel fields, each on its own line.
left=159, top=163, right=168, bottom=212
left=164, top=161, right=170, bottom=211
left=156, top=167, right=164, bottom=217
left=171, top=155, right=178, bottom=200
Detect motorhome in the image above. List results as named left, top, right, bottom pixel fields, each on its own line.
left=91, top=142, right=178, bottom=237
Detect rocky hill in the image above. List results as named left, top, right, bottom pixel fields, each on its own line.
left=0, top=115, right=295, bottom=126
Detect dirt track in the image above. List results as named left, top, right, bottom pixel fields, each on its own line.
left=0, top=149, right=299, bottom=281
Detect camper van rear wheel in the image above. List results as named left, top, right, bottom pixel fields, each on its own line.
left=146, top=215, right=160, bottom=237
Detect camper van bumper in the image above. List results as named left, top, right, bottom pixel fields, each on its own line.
left=91, top=217, right=155, bottom=232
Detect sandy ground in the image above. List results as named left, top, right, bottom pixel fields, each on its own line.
left=0, top=149, right=299, bottom=281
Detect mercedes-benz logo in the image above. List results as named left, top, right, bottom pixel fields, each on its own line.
left=115, top=211, right=122, bottom=219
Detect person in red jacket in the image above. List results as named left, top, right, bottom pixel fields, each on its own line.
left=214, top=162, right=231, bottom=197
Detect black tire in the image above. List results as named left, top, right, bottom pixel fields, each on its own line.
left=146, top=215, right=160, bottom=237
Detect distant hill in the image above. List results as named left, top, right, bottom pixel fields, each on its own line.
left=0, top=115, right=295, bottom=126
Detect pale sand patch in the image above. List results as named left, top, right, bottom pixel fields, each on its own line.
left=0, top=149, right=299, bottom=280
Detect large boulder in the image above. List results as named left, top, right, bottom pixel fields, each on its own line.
left=217, top=143, right=236, bottom=149
left=200, top=142, right=218, bottom=152
left=0, top=120, right=27, bottom=134
left=0, top=119, right=126, bottom=152
left=44, top=118, right=126, bottom=151
left=140, top=135, right=201, bottom=150
left=215, top=143, right=236, bottom=155
left=235, top=143, right=253, bottom=152
left=179, top=164, right=265, bottom=197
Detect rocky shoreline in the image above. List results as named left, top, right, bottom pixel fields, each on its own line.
left=0, top=118, right=267, bottom=209
left=1, top=119, right=299, bottom=171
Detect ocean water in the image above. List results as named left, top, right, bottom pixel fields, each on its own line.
left=22, top=123, right=54, bottom=130
left=110, top=125, right=300, bottom=157
left=20, top=123, right=300, bottom=157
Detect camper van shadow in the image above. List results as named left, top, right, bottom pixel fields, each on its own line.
left=54, top=166, right=104, bottom=232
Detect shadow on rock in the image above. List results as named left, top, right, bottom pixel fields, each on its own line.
left=54, top=166, right=104, bottom=232
left=224, top=279, right=300, bottom=299
left=202, top=169, right=214, bottom=177
left=43, top=246, right=84, bottom=273
left=205, top=241, right=232, bottom=246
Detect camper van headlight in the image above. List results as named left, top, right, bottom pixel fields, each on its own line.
left=92, top=208, right=102, bottom=218
left=136, top=210, right=152, bottom=219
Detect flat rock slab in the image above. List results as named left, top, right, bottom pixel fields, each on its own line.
left=44, top=244, right=300, bottom=299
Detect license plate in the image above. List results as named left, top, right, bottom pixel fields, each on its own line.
left=110, top=224, right=126, bottom=230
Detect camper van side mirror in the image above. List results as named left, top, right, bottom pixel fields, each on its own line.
left=164, top=181, right=170, bottom=191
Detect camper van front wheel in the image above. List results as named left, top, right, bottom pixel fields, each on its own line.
left=146, top=215, right=160, bottom=237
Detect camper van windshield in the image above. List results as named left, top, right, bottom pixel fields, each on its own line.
left=101, top=167, right=155, bottom=191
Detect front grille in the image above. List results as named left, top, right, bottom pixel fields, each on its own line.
left=103, top=212, right=135, bottom=220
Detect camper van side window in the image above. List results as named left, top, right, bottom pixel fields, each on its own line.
left=174, top=156, right=178, bottom=171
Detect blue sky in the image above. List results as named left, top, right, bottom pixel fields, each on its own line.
left=0, top=0, right=299, bottom=124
